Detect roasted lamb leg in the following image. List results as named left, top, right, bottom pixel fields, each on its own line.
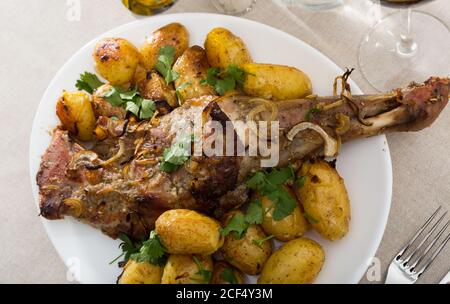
left=37, top=77, right=449, bottom=240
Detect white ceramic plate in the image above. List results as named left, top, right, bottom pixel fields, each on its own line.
left=29, top=13, right=392, bottom=284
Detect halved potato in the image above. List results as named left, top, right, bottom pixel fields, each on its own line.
left=204, top=27, right=252, bottom=69
left=93, top=37, right=140, bottom=86
left=140, top=23, right=189, bottom=70
left=56, top=91, right=96, bottom=141
left=242, top=63, right=312, bottom=100
left=118, top=260, right=163, bottom=284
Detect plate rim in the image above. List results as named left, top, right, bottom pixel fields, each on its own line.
left=29, top=12, right=393, bottom=284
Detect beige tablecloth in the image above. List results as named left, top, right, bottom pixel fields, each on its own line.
left=0, top=0, right=448, bottom=284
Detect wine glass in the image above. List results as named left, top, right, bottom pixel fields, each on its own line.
left=121, top=0, right=177, bottom=15
left=210, top=0, right=257, bottom=16
left=358, top=0, right=450, bottom=91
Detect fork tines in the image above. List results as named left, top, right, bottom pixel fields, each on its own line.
left=395, top=206, right=450, bottom=280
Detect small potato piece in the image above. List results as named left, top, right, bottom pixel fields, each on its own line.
left=220, top=212, right=272, bottom=275
left=297, top=160, right=351, bottom=241
left=118, top=260, right=163, bottom=284
left=211, top=261, right=245, bottom=284
left=92, top=84, right=127, bottom=119
left=258, top=238, right=325, bottom=284
left=138, top=71, right=177, bottom=109
left=162, top=255, right=213, bottom=284
left=155, top=209, right=223, bottom=255
left=93, top=38, right=140, bottom=86
left=204, top=27, right=252, bottom=69
left=257, top=187, right=309, bottom=242
left=242, top=63, right=312, bottom=100
left=140, top=23, right=189, bottom=70
left=56, top=91, right=96, bottom=141
left=173, top=46, right=216, bottom=104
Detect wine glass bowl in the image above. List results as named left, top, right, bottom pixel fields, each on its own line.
left=358, top=1, right=450, bottom=92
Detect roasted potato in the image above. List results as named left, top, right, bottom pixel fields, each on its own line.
left=56, top=91, right=96, bottom=141
left=155, top=209, right=223, bottom=255
left=118, top=260, right=163, bottom=284
left=220, top=212, right=272, bottom=275
left=138, top=71, right=177, bottom=109
left=242, top=63, right=312, bottom=100
left=204, top=27, right=252, bottom=69
left=258, top=238, right=325, bottom=284
left=93, top=38, right=140, bottom=86
left=211, top=261, right=245, bottom=284
left=297, top=160, right=351, bottom=241
left=173, top=46, right=216, bottom=104
left=92, top=84, right=127, bottom=119
left=161, top=255, right=213, bottom=284
left=257, top=187, right=309, bottom=242
left=140, top=23, right=189, bottom=70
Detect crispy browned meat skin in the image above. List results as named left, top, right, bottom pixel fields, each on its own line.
left=37, top=77, right=449, bottom=240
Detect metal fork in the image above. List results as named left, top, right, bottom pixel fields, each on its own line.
left=385, top=206, right=450, bottom=284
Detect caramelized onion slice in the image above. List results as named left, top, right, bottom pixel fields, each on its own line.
left=287, top=122, right=338, bottom=157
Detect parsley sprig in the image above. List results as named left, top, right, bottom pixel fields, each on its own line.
left=192, top=256, right=212, bottom=284
left=252, top=235, right=275, bottom=248
left=102, top=86, right=156, bottom=120
left=246, top=166, right=297, bottom=221
left=201, top=65, right=246, bottom=96
left=220, top=268, right=238, bottom=284
left=130, top=231, right=167, bottom=266
left=76, top=72, right=104, bottom=94
left=75, top=71, right=156, bottom=120
left=220, top=200, right=264, bottom=239
left=160, top=134, right=193, bottom=173
left=155, top=46, right=179, bottom=84
left=109, top=234, right=141, bottom=265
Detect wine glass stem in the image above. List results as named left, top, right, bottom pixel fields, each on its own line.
left=397, top=8, right=418, bottom=56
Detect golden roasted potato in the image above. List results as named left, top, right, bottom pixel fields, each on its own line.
left=93, top=38, right=140, bottom=86
left=138, top=71, right=177, bottom=109
left=140, top=23, right=189, bottom=70
left=297, top=160, right=351, bottom=241
left=92, top=84, right=127, bottom=119
left=242, top=63, right=312, bottom=100
left=211, top=261, right=245, bottom=284
left=173, top=46, right=216, bottom=104
left=258, top=238, right=325, bottom=284
left=155, top=209, right=223, bottom=255
left=220, top=212, right=272, bottom=275
left=56, top=91, right=96, bottom=141
left=118, top=260, right=163, bottom=284
left=161, top=255, right=213, bottom=284
left=204, top=27, right=252, bottom=69
left=256, top=187, right=309, bottom=242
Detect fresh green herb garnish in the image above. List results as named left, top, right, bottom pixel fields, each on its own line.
left=175, top=82, right=192, bottom=101
left=220, top=213, right=249, bottom=239
left=220, top=200, right=264, bottom=240
left=76, top=72, right=104, bottom=94
left=159, top=134, right=193, bottom=173
left=130, top=231, right=167, bottom=266
left=296, top=176, right=307, bottom=188
left=220, top=268, right=238, bottom=284
left=102, top=86, right=155, bottom=120
left=154, top=46, right=179, bottom=84
left=109, top=234, right=141, bottom=265
left=202, top=65, right=246, bottom=96
left=246, top=166, right=297, bottom=221
left=252, top=235, right=275, bottom=248
left=305, top=108, right=321, bottom=121
left=245, top=199, right=263, bottom=225
left=192, top=256, right=212, bottom=284
left=304, top=212, right=320, bottom=225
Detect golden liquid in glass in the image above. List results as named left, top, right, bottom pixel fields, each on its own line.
left=122, top=0, right=176, bottom=15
